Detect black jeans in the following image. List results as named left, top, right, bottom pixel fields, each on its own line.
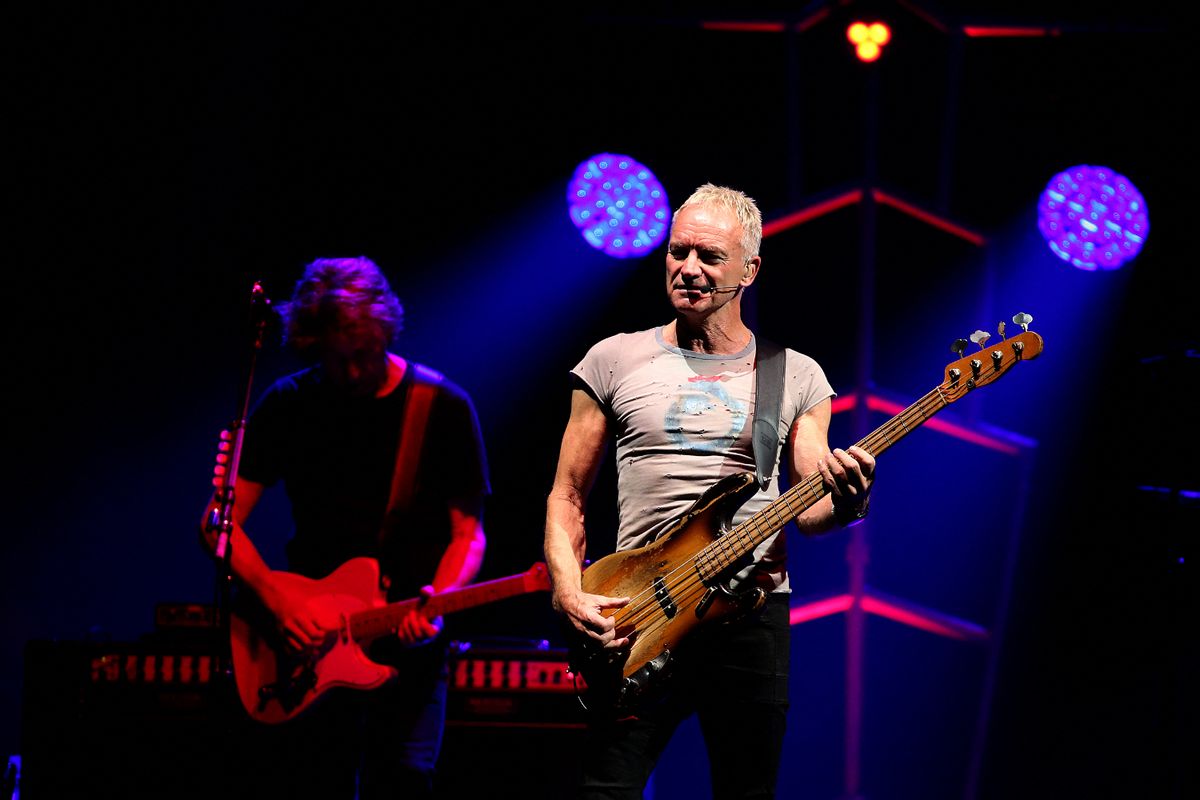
left=578, top=592, right=791, bottom=800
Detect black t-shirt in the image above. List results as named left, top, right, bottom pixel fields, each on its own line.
left=238, top=361, right=490, bottom=597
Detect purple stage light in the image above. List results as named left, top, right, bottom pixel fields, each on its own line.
left=1037, top=165, right=1149, bottom=271
left=567, top=154, right=669, bottom=259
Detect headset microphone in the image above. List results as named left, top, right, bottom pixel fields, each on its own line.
left=673, top=283, right=742, bottom=294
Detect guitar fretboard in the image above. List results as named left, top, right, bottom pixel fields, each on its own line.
left=349, top=570, right=544, bottom=644
left=694, top=384, right=951, bottom=580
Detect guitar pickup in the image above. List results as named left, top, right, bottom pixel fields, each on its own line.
left=652, top=576, right=677, bottom=619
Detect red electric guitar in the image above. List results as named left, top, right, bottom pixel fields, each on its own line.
left=230, top=559, right=551, bottom=723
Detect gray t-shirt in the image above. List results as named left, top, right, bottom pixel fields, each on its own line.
left=572, top=326, right=835, bottom=593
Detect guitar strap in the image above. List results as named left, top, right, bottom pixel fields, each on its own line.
left=752, top=336, right=787, bottom=490
left=380, top=362, right=443, bottom=540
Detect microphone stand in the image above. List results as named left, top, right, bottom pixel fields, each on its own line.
left=206, top=281, right=272, bottom=683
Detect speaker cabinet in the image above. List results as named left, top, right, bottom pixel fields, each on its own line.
left=19, top=638, right=243, bottom=799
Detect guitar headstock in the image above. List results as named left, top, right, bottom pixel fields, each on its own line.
left=940, top=314, right=1044, bottom=404
left=523, top=562, right=553, bottom=593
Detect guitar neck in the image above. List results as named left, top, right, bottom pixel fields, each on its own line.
left=696, top=385, right=947, bottom=580
left=696, top=327, right=1044, bottom=579
left=349, top=571, right=539, bottom=645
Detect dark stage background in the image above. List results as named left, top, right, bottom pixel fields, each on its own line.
left=6, top=2, right=1194, bottom=799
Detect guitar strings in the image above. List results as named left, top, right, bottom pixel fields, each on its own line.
left=609, top=473, right=826, bottom=636
left=622, top=339, right=1025, bottom=637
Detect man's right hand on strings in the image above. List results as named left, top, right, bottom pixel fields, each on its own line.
left=554, top=589, right=631, bottom=650
left=260, top=577, right=331, bottom=653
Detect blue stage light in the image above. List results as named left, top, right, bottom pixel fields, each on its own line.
left=567, top=154, right=670, bottom=259
left=1037, top=165, right=1149, bottom=271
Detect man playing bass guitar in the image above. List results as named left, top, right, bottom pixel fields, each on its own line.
left=544, top=184, right=875, bottom=800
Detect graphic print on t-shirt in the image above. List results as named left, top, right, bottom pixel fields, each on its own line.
left=664, top=373, right=749, bottom=454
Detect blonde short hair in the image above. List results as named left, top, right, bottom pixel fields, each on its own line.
left=675, top=183, right=762, bottom=258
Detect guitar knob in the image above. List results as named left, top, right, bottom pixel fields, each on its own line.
left=951, top=339, right=968, bottom=358
left=1012, top=312, right=1033, bottom=332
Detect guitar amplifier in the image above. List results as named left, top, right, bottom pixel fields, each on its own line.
left=19, top=636, right=243, bottom=799
left=439, top=640, right=587, bottom=799
left=445, top=640, right=587, bottom=728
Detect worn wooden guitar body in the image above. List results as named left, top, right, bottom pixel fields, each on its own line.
left=574, top=471, right=769, bottom=712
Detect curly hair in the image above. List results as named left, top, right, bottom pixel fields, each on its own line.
left=279, top=256, right=404, bottom=356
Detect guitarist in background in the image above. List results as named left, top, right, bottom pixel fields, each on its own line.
left=544, top=184, right=875, bottom=799
left=200, top=255, right=490, bottom=798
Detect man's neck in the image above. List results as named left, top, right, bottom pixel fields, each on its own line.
left=665, top=317, right=752, bottom=355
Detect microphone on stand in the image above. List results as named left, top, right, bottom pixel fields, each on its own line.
left=249, top=281, right=275, bottom=325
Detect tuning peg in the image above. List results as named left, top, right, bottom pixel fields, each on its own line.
left=951, top=338, right=968, bottom=358
left=998, top=321, right=1006, bottom=340
left=1012, top=312, right=1033, bottom=332
left=970, top=330, right=991, bottom=349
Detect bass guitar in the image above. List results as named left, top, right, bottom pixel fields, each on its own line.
left=572, top=322, right=1044, bottom=713
left=231, top=558, right=551, bottom=723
